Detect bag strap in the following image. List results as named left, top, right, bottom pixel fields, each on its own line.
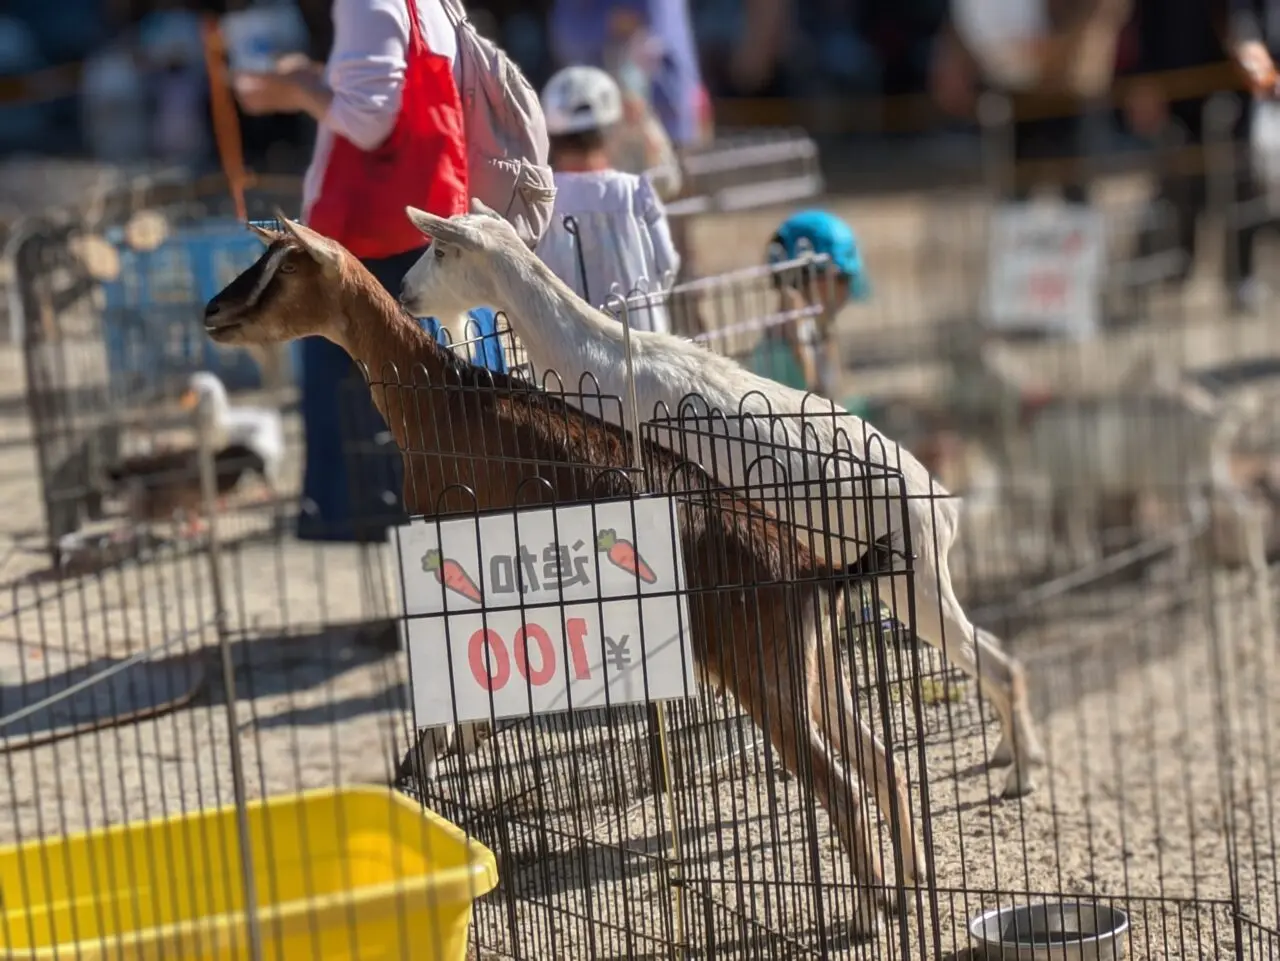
left=438, top=0, right=469, bottom=29
left=404, top=0, right=426, bottom=54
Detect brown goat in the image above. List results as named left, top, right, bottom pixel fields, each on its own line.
left=204, top=216, right=926, bottom=935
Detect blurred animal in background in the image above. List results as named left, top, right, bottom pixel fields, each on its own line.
left=180, top=371, right=285, bottom=501
left=1002, top=357, right=1262, bottom=577
left=105, top=443, right=267, bottom=538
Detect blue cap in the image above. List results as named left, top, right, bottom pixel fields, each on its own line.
left=768, top=209, right=870, bottom=301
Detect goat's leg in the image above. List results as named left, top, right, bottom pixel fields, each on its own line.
left=884, top=564, right=1044, bottom=797
left=811, top=608, right=925, bottom=892
left=399, top=722, right=488, bottom=782
left=720, top=640, right=884, bottom=935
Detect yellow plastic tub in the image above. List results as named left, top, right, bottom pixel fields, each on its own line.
left=0, top=785, right=498, bottom=961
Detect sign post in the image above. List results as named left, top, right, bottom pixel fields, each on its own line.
left=983, top=201, right=1105, bottom=339
left=398, top=497, right=696, bottom=728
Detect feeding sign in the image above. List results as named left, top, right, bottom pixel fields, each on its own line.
left=397, top=498, right=696, bottom=726
left=983, top=202, right=1104, bottom=338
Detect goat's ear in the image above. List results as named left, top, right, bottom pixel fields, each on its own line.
left=276, top=213, right=343, bottom=273
left=469, top=198, right=502, bottom=221
left=247, top=222, right=280, bottom=245
left=406, top=206, right=483, bottom=250
left=406, top=205, right=451, bottom=238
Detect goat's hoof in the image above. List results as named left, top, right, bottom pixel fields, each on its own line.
left=988, top=738, right=1014, bottom=767
left=1025, top=738, right=1047, bottom=766
left=877, top=886, right=900, bottom=919
left=902, top=844, right=928, bottom=889
left=849, top=891, right=883, bottom=939
left=1001, top=767, right=1037, bottom=799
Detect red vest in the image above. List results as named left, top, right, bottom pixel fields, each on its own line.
left=308, top=0, right=468, bottom=260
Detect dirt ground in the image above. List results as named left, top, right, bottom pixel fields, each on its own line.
left=2, top=180, right=1280, bottom=959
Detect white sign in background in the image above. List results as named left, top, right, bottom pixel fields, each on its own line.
left=397, top=498, right=697, bottom=726
left=983, top=202, right=1105, bottom=339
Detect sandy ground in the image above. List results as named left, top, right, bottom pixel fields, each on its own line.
left=1, top=180, right=1280, bottom=959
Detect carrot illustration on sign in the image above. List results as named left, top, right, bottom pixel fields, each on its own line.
left=596, top=528, right=658, bottom=584
left=422, top=549, right=483, bottom=604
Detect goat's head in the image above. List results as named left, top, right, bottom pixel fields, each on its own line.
left=204, top=214, right=349, bottom=347
left=400, top=199, right=522, bottom=317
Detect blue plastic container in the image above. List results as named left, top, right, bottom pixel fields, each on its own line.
left=98, top=219, right=299, bottom=396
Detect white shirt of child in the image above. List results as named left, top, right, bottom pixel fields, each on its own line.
left=535, top=169, right=682, bottom=334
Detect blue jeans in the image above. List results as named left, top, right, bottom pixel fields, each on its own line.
left=296, top=245, right=507, bottom=542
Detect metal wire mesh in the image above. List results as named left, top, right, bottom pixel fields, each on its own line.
left=6, top=95, right=1280, bottom=960
left=14, top=174, right=303, bottom=561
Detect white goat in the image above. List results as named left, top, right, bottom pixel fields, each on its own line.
left=1015, top=378, right=1263, bottom=569
left=400, top=201, right=1045, bottom=797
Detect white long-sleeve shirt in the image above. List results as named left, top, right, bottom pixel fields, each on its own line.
left=535, top=169, right=681, bottom=333
left=302, top=0, right=459, bottom=219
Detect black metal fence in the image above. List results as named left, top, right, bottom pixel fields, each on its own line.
left=4, top=102, right=1280, bottom=960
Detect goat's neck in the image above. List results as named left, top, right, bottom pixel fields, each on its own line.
left=328, top=268, right=455, bottom=448
left=489, top=254, right=623, bottom=361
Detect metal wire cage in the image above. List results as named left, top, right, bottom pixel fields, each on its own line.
left=13, top=174, right=302, bottom=561
left=8, top=88, right=1280, bottom=960
left=665, top=128, right=826, bottom=220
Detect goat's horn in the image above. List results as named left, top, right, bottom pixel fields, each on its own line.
left=247, top=222, right=278, bottom=244
left=405, top=205, right=458, bottom=237
left=273, top=207, right=302, bottom=234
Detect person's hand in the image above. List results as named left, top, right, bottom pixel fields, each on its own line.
left=930, top=36, right=975, bottom=117
left=232, top=70, right=304, bottom=115
left=273, top=52, right=321, bottom=77
left=1124, top=78, right=1168, bottom=138
left=1237, top=40, right=1279, bottom=98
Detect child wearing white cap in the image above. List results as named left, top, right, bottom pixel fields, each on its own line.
left=534, top=65, right=681, bottom=333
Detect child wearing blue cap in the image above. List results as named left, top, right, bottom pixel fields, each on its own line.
left=752, top=209, right=870, bottom=402
left=756, top=209, right=893, bottom=633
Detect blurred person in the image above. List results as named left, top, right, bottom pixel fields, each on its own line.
left=930, top=0, right=1133, bottom=203
left=137, top=8, right=212, bottom=166
left=1124, top=0, right=1271, bottom=314
left=13, top=0, right=109, bottom=66
left=696, top=0, right=882, bottom=100
left=548, top=0, right=703, bottom=152
left=602, top=8, right=685, bottom=199
left=221, top=0, right=315, bottom=171
left=750, top=209, right=871, bottom=401
left=547, top=0, right=708, bottom=315
left=232, top=0, right=507, bottom=541
left=535, top=66, right=681, bottom=332
left=80, top=39, right=151, bottom=163
left=0, top=17, right=54, bottom=154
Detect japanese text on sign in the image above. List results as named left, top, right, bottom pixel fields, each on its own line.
left=983, top=202, right=1104, bottom=339
left=396, top=498, right=696, bottom=726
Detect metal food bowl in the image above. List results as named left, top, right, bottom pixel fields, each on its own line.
left=969, top=901, right=1129, bottom=960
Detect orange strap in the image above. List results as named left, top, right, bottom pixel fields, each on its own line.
left=201, top=15, right=248, bottom=222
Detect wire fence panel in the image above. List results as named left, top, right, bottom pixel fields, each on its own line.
left=666, top=128, right=824, bottom=221
left=8, top=102, right=1280, bottom=960
left=15, top=174, right=303, bottom=562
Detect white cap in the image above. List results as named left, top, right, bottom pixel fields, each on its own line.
left=540, top=65, right=623, bottom=136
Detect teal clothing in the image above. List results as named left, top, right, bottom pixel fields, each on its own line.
left=750, top=337, right=810, bottom=392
